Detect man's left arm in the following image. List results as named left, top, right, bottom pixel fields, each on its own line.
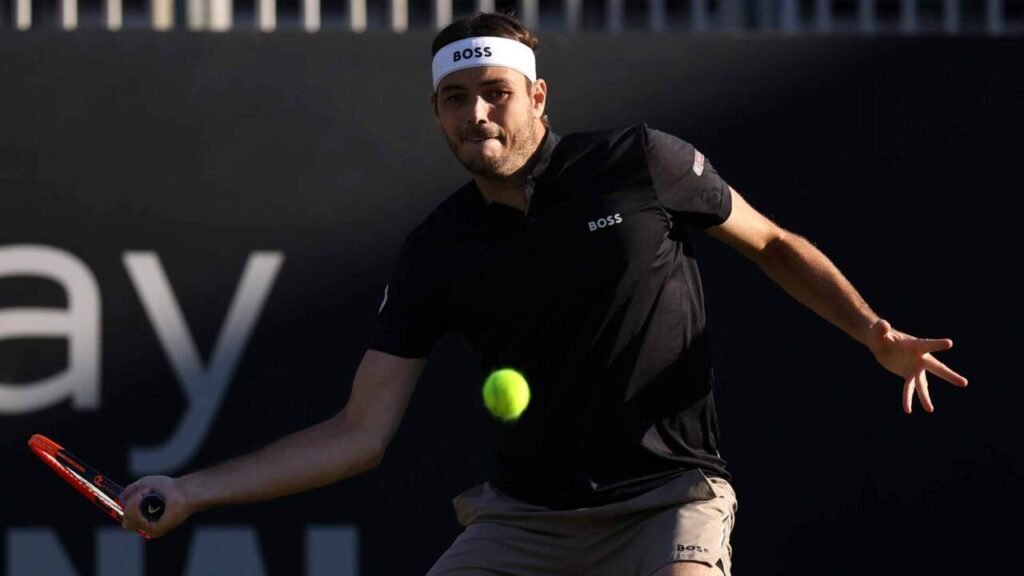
left=706, top=186, right=968, bottom=413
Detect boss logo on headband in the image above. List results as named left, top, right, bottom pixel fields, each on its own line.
left=453, top=47, right=493, bottom=62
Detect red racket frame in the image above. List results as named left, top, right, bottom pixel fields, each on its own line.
left=28, top=434, right=155, bottom=539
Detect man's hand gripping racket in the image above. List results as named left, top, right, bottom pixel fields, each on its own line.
left=28, top=434, right=169, bottom=539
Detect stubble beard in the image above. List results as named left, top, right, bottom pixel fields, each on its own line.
left=447, top=115, right=540, bottom=180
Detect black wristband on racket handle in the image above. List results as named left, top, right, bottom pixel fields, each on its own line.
left=140, top=493, right=165, bottom=522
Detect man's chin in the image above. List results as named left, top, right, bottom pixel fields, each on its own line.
left=459, top=152, right=507, bottom=177
left=463, top=161, right=508, bottom=179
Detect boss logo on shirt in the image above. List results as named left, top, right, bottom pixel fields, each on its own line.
left=452, top=47, right=493, bottom=62
left=676, top=544, right=709, bottom=554
left=588, top=213, right=623, bottom=232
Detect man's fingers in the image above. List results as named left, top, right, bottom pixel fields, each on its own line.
left=910, top=337, right=953, bottom=355
left=903, top=372, right=933, bottom=414
left=121, top=492, right=141, bottom=531
left=122, top=483, right=141, bottom=503
left=916, top=370, right=935, bottom=413
left=923, top=354, right=969, bottom=387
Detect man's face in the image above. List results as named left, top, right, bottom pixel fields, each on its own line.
left=432, top=66, right=547, bottom=179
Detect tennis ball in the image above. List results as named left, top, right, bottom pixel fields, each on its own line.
left=482, top=368, right=530, bottom=422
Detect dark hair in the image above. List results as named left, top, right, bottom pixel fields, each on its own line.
left=431, top=11, right=540, bottom=57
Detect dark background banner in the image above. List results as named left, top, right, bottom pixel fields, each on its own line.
left=1, top=32, right=1019, bottom=575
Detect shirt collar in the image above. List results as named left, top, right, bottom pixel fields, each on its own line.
left=530, top=128, right=560, bottom=181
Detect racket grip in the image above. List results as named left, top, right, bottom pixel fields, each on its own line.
left=140, top=493, right=165, bottom=522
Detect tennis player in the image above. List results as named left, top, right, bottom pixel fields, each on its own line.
left=122, top=12, right=968, bottom=575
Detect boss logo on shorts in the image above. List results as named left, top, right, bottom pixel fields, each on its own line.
left=452, top=47, right=493, bottom=62
left=675, top=544, right=709, bottom=554
left=588, top=213, right=623, bottom=232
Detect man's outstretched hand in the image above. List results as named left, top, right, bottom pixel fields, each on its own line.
left=867, top=319, right=969, bottom=413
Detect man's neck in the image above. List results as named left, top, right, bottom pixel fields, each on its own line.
left=475, top=172, right=529, bottom=212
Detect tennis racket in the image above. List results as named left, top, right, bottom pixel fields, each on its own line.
left=28, top=434, right=165, bottom=539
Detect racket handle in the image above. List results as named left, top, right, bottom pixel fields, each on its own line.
left=140, top=493, right=165, bottom=522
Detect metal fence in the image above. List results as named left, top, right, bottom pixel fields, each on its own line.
left=3, top=0, right=1022, bottom=34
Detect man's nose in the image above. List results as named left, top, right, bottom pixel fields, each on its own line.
left=469, top=95, right=490, bottom=124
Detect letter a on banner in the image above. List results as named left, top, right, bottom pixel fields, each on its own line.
left=0, top=245, right=101, bottom=414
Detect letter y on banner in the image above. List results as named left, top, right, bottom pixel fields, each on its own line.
left=125, top=252, right=284, bottom=475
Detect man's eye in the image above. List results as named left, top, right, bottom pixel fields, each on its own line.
left=445, top=94, right=465, bottom=103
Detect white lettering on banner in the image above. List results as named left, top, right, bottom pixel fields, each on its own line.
left=0, top=245, right=100, bottom=414
left=7, top=528, right=79, bottom=575
left=307, top=526, right=360, bottom=576
left=5, top=525, right=359, bottom=575
left=124, top=252, right=284, bottom=475
left=0, top=247, right=283, bottom=474
left=97, top=529, right=144, bottom=575
left=184, top=527, right=267, bottom=575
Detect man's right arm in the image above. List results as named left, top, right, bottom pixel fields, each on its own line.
left=121, top=349, right=424, bottom=538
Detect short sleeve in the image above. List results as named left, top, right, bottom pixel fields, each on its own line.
left=643, top=126, right=733, bottom=229
left=369, top=237, right=449, bottom=358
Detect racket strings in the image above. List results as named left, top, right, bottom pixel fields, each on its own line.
left=38, top=451, right=125, bottom=521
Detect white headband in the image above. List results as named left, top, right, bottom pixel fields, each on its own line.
left=431, top=36, right=537, bottom=91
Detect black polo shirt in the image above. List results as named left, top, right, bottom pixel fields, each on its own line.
left=372, top=124, right=733, bottom=509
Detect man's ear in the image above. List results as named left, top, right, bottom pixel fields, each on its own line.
left=531, top=78, right=548, bottom=119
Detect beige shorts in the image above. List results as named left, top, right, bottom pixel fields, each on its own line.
left=426, top=469, right=738, bottom=576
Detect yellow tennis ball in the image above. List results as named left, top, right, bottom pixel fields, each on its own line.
left=482, top=368, right=530, bottom=422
